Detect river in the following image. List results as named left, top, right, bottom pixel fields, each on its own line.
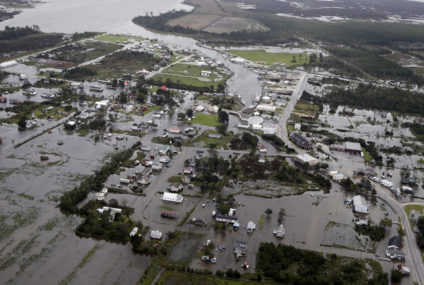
left=0, top=0, right=261, bottom=105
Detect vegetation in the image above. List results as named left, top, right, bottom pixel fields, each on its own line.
left=0, top=25, right=39, bottom=40
left=229, top=50, right=310, bottom=67
left=325, top=84, right=424, bottom=116
left=190, top=113, right=220, bottom=127
left=355, top=224, right=386, bottom=241
left=59, top=143, right=140, bottom=214
left=256, top=243, right=388, bottom=284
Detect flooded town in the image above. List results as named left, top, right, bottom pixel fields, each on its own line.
left=1, top=0, right=424, bottom=285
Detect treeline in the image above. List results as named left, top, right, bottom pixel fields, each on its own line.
left=0, top=25, right=40, bottom=40
left=256, top=243, right=388, bottom=284
left=325, top=84, right=424, bottom=116
left=63, top=66, right=97, bottom=81
left=133, top=11, right=199, bottom=35
left=59, top=143, right=140, bottom=214
left=147, top=77, right=224, bottom=93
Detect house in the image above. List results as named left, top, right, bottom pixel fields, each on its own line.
left=195, top=105, right=205, bottom=112
left=208, top=105, right=219, bottom=113
left=215, top=214, right=238, bottom=224
left=159, top=145, right=170, bottom=156
left=388, top=236, right=402, bottom=250
left=64, top=120, right=76, bottom=130
left=161, top=210, right=178, bottom=219
left=352, top=195, right=369, bottom=215
left=353, top=168, right=372, bottom=178
left=168, top=127, right=181, bottom=134
left=96, top=206, right=122, bottom=220
left=96, top=188, right=108, bottom=201
left=201, top=70, right=212, bottom=77
left=95, top=100, right=109, bottom=109
left=152, top=162, right=163, bottom=171
left=290, top=133, right=312, bottom=150
left=184, top=166, right=193, bottom=174
left=273, top=224, right=285, bottom=238
left=386, top=248, right=406, bottom=260
left=169, top=183, right=183, bottom=193
left=257, top=144, right=268, bottom=153
left=247, top=221, right=256, bottom=233
left=208, top=133, right=221, bottom=139
left=233, top=241, right=247, bottom=257
left=137, top=176, right=150, bottom=186
left=162, top=192, right=184, bottom=203
left=159, top=156, right=171, bottom=164
left=150, top=230, right=163, bottom=240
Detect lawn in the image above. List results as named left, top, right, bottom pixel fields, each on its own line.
left=164, top=63, right=218, bottom=79
left=404, top=205, right=424, bottom=219
left=229, top=50, right=309, bottom=66
left=190, top=113, right=219, bottom=127
left=362, top=147, right=372, bottom=163
left=188, top=130, right=233, bottom=149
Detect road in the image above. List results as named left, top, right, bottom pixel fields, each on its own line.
left=277, top=72, right=308, bottom=150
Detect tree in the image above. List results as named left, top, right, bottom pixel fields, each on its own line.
left=218, top=109, right=229, bottom=124
left=216, top=123, right=227, bottom=135
left=117, top=92, right=128, bottom=104
left=390, top=269, right=403, bottom=283
left=177, top=112, right=186, bottom=121
left=17, top=116, right=27, bottom=130
left=186, top=108, right=193, bottom=118
left=265, top=208, right=273, bottom=216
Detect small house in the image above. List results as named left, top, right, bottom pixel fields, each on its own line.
left=169, top=183, right=183, bottom=193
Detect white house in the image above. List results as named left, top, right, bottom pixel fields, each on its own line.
left=95, top=100, right=110, bottom=110
left=195, top=105, right=205, bottom=112
left=162, top=192, right=184, bottom=203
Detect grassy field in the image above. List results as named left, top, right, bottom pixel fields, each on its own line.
left=164, top=63, right=218, bottom=79
left=190, top=113, right=219, bottom=127
left=94, top=34, right=141, bottom=43
left=157, top=271, right=276, bottom=285
left=229, top=50, right=309, bottom=66
left=362, top=147, right=372, bottom=163
left=188, top=130, right=233, bottom=149
left=151, top=74, right=219, bottom=89
left=404, top=205, right=424, bottom=218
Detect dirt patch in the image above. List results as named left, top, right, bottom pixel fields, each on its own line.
left=168, top=14, right=223, bottom=30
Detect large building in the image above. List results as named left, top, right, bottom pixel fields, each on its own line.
left=352, top=195, right=369, bottom=214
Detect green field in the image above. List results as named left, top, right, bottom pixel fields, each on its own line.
left=188, top=130, right=233, bottom=149
left=94, top=34, right=140, bottom=44
left=229, top=50, right=309, bottom=66
left=404, top=205, right=424, bottom=218
left=190, top=113, right=219, bottom=127
left=164, top=63, right=218, bottom=79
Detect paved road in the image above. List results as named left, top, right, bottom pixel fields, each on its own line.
left=277, top=72, right=308, bottom=150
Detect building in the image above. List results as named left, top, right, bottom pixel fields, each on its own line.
left=344, top=142, right=362, bottom=155
left=161, top=192, right=184, bottom=203
left=130, top=227, right=138, bottom=237
left=352, top=195, right=369, bottom=214
left=64, top=120, right=76, bottom=130
left=96, top=206, right=122, bottom=220
left=262, top=123, right=278, bottom=135
left=152, top=162, right=163, bottom=171
left=257, top=144, right=268, bottom=153
left=201, top=70, right=212, bottom=76
left=386, top=248, right=406, bottom=260
left=247, top=221, right=256, bottom=233
left=159, top=156, right=171, bottom=164
left=158, top=145, right=170, bottom=156
left=290, top=133, right=312, bottom=150
left=95, top=100, right=109, bottom=109
left=167, top=127, right=181, bottom=134
left=273, top=224, right=285, bottom=238
left=169, top=183, right=183, bottom=193
left=293, top=153, right=319, bottom=166
left=233, top=241, right=247, bottom=257
left=388, top=236, right=402, bottom=250
left=215, top=214, right=238, bottom=224
left=150, top=230, right=163, bottom=240
left=195, top=105, right=205, bottom=112
left=208, top=105, right=219, bottom=113
left=184, top=166, right=193, bottom=174
left=208, top=133, right=221, bottom=139
left=161, top=210, right=178, bottom=219
left=256, top=104, right=276, bottom=113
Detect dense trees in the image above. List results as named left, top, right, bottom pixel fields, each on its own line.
left=257, top=243, right=387, bottom=284
left=325, top=84, right=424, bottom=116
left=0, top=25, right=39, bottom=40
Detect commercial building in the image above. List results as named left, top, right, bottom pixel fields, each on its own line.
left=150, top=230, right=163, bottom=240
left=161, top=192, right=184, bottom=203
left=293, top=153, right=319, bottom=166
left=352, top=195, right=369, bottom=214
